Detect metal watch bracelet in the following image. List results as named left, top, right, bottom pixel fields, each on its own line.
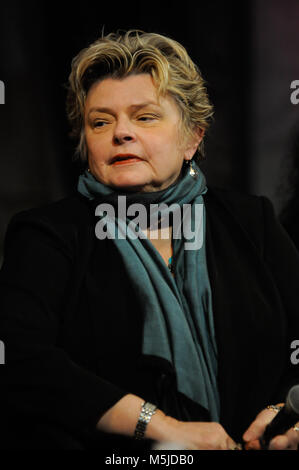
left=134, top=401, right=157, bottom=440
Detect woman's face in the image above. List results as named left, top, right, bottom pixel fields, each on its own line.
left=84, top=73, right=202, bottom=192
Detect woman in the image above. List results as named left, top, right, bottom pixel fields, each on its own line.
left=1, top=30, right=299, bottom=451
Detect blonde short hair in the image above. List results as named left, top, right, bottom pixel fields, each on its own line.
left=66, top=30, right=214, bottom=162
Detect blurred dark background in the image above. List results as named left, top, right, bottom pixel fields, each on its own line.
left=1, top=0, right=299, bottom=263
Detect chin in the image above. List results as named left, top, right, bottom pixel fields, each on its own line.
left=110, top=175, right=150, bottom=191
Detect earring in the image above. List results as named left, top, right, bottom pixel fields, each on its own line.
left=185, top=159, right=198, bottom=178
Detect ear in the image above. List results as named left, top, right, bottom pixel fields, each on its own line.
left=184, top=127, right=205, bottom=161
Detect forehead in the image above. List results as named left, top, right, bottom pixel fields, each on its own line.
left=85, top=73, right=175, bottom=112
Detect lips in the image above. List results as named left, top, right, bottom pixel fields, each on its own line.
left=110, top=154, right=143, bottom=165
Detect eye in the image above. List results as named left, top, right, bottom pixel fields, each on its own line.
left=137, top=114, right=159, bottom=122
left=93, top=120, right=108, bottom=128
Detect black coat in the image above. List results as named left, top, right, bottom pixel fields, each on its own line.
left=1, top=187, right=299, bottom=450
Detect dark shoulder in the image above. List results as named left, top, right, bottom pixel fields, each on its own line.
left=4, top=194, right=94, bottom=260
left=11, top=193, right=93, bottom=226
left=206, top=185, right=264, bottom=207
left=205, top=186, right=269, bottom=223
left=16, top=194, right=90, bottom=222
left=204, top=186, right=275, bottom=252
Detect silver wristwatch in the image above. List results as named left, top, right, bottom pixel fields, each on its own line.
left=134, top=401, right=157, bottom=440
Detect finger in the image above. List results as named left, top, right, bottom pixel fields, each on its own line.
left=244, top=438, right=261, bottom=451
left=245, top=427, right=298, bottom=451
left=268, top=424, right=299, bottom=450
left=243, top=408, right=281, bottom=443
left=268, top=435, right=289, bottom=450
left=243, top=412, right=269, bottom=442
left=291, top=424, right=299, bottom=447
left=281, top=426, right=299, bottom=449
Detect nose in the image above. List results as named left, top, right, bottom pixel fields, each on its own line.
left=113, top=118, right=136, bottom=145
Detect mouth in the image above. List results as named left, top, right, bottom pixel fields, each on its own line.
left=110, top=154, right=144, bottom=166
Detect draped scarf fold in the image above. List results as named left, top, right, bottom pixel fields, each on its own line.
left=78, top=161, right=220, bottom=421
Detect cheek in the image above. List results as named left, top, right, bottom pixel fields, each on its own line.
left=165, top=125, right=182, bottom=150
left=159, top=130, right=184, bottom=162
left=146, top=126, right=181, bottom=155
left=85, top=133, right=106, bottom=161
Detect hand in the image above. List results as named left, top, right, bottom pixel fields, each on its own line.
left=155, top=417, right=239, bottom=450
left=242, top=404, right=299, bottom=450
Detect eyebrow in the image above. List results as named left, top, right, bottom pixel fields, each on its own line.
left=88, top=101, right=160, bottom=116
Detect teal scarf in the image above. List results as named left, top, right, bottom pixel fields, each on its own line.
left=78, top=161, right=220, bottom=421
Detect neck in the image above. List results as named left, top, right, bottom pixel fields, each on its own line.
left=141, top=226, right=173, bottom=268
left=141, top=224, right=172, bottom=241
